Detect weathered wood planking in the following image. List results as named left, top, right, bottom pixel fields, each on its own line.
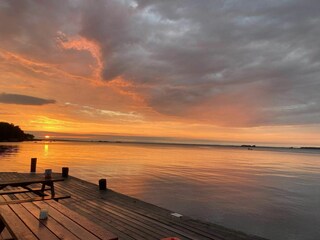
left=0, top=172, right=267, bottom=240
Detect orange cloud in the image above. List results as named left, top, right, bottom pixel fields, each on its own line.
left=0, top=48, right=88, bottom=82
left=55, top=34, right=147, bottom=106
left=57, top=32, right=103, bottom=80
left=0, top=49, right=54, bottom=75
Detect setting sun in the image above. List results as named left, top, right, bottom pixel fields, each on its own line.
left=44, top=135, right=50, bottom=139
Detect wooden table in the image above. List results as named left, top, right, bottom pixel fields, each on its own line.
left=0, top=176, right=65, bottom=198
left=0, top=200, right=118, bottom=240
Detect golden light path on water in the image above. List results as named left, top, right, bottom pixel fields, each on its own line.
left=1, top=141, right=320, bottom=240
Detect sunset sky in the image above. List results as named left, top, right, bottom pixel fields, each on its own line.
left=1, top=0, right=320, bottom=146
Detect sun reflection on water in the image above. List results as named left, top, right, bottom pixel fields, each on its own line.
left=44, top=144, right=49, bottom=156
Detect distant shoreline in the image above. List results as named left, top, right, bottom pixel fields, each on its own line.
left=2, top=139, right=320, bottom=151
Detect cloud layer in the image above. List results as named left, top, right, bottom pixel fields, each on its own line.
left=0, top=93, right=55, bottom=105
left=1, top=0, right=320, bottom=128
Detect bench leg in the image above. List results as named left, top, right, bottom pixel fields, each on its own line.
left=49, top=182, right=55, bottom=197
left=41, top=182, right=55, bottom=197
left=40, top=183, right=46, bottom=195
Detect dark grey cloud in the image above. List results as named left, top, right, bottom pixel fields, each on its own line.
left=0, top=1, right=68, bottom=56
left=1, top=0, right=320, bottom=126
left=0, top=93, right=55, bottom=105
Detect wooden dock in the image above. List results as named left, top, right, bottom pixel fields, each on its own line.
left=0, top=172, right=266, bottom=240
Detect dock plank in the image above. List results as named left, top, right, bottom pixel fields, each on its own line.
left=64, top=200, right=157, bottom=240
left=40, top=200, right=118, bottom=240
left=22, top=202, right=80, bottom=240
left=54, top=183, right=189, bottom=239
left=9, top=204, right=59, bottom=240
left=0, top=205, right=37, bottom=240
left=54, top=179, right=231, bottom=240
left=0, top=172, right=266, bottom=240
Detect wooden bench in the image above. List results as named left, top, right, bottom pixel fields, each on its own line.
left=0, top=200, right=118, bottom=240
left=0, top=176, right=70, bottom=203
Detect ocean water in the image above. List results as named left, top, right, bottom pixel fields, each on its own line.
left=0, top=141, right=319, bottom=240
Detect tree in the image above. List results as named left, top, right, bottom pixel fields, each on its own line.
left=0, top=122, right=34, bottom=142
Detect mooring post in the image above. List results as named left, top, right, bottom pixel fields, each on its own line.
left=99, top=179, right=107, bottom=190
left=30, top=158, right=37, bottom=173
left=62, top=167, right=69, bottom=178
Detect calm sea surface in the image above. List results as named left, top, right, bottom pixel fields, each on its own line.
left=0, top=141, right=319, bottom=240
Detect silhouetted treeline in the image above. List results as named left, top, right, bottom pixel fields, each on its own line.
left=0, top=122, right=34, bottom=142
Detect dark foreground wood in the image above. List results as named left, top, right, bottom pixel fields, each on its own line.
left=0, top=172, right=267, bottom=240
